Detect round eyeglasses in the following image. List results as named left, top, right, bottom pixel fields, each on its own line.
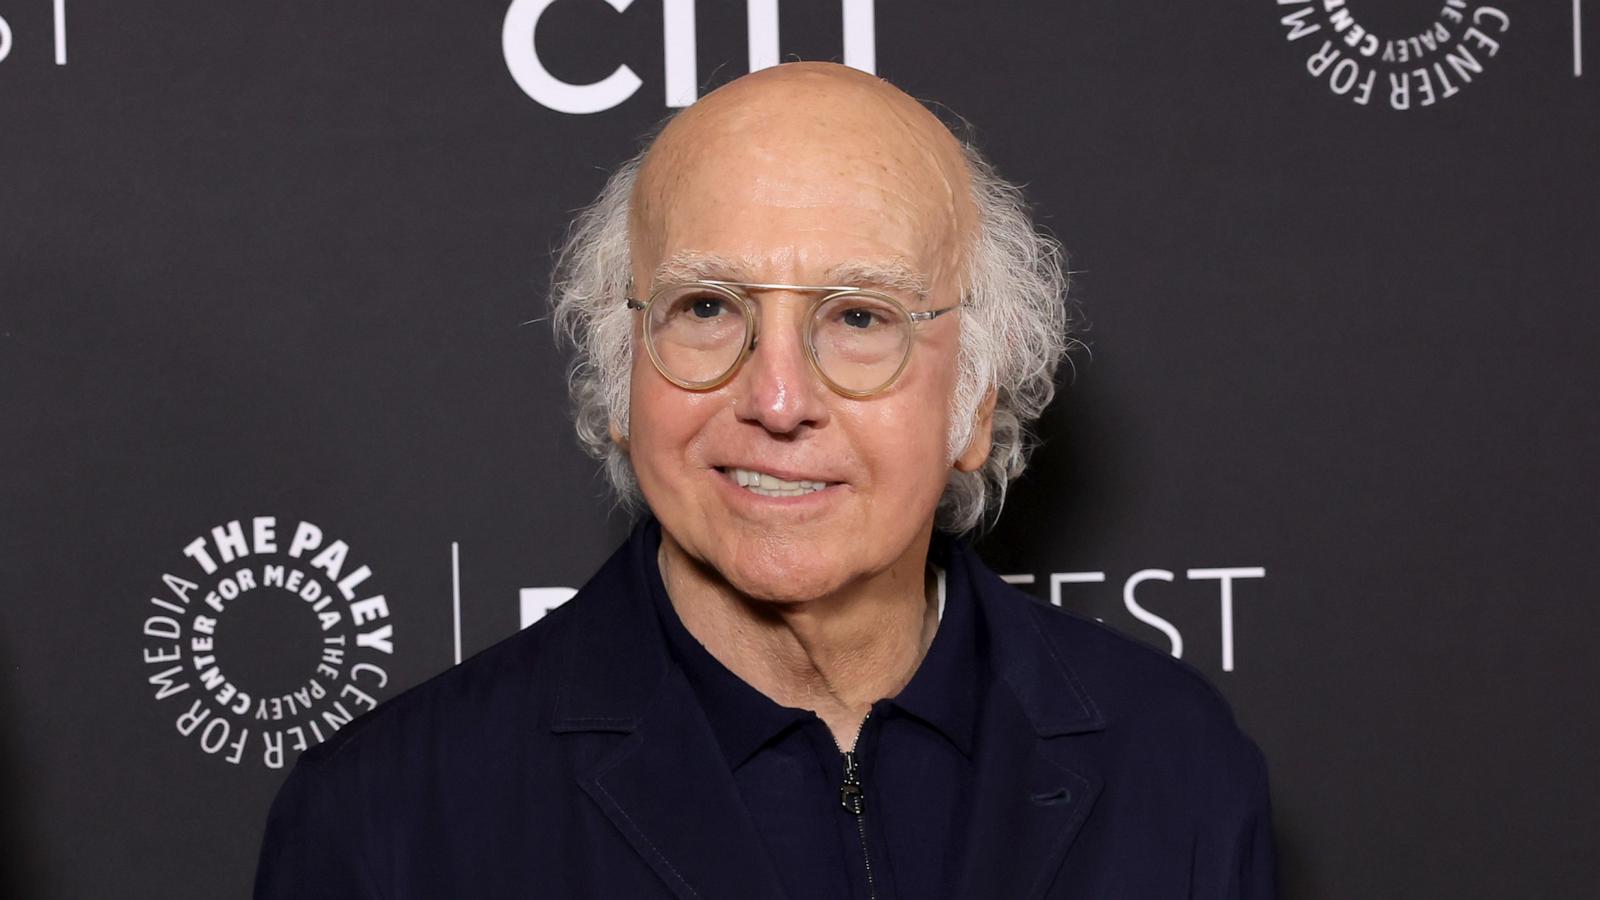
left=625, top=280, right=964, bottom=398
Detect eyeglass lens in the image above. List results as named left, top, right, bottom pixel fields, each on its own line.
left=644, top=284, right=914, bottom=393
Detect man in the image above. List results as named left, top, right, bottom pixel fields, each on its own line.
left=256, top=62, right=1275, bottom=899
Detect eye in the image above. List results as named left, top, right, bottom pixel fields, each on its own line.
left=664, top=291, right=731, bottom=321
left=838, top=305, right=889, bottom=329
left=690, top=297, right=725, bottom=319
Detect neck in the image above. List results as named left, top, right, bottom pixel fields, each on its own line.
left=657, top=526, right=940, bottom=749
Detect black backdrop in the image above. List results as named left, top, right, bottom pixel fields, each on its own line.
left=3, top=2, right=1597, bottom=897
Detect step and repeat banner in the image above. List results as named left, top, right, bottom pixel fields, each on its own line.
left=2, top=2, right=1596, bottom=898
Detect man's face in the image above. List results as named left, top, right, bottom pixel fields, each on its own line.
left=625, top=66, right=985, bottom=602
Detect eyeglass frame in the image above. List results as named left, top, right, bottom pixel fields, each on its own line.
left=624, top=278, right=966, bottom=399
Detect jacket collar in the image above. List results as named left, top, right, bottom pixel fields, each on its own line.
left=959, top=539, right=1106, bottom=738
left=951, top=538, right=1108, bottom=899
left=549, top=520, right=1107, bottom=900
left=546, top=527, right=670, bottom=734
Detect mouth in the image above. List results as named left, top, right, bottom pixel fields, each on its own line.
left=716, top=466, right=840, bottom=499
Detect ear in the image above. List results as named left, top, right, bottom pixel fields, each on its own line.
left=953, top=388, right=997, bottom=473
left=609, top=421, right=630, bottom=452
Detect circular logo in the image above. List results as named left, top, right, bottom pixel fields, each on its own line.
left=1274, top=1, right=1511, bottom=109
left=139, top=517, right=397, bottom=769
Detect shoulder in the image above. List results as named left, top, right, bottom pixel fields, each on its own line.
left=1026, top=591, right=1236, bottom=724
left=1026, top=588, right=1271, bottom=805
left=982, top=573, right=1267, bottom=781
left=295, top=593, right=589, bottom=772
left=254, top=584, right=630, bottom=897
left=284, top=532, right=663, bottom=783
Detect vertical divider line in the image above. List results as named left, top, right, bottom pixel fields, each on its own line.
left=842, top=0, right=876, bottom=74
left=451, top=542, right=463, bottom=665
left=748, top=0, right=779, bottom=72
left=53, top=0, right=67, bottom=65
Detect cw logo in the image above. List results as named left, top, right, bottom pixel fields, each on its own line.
left=502, top=0, right=877, bottom=114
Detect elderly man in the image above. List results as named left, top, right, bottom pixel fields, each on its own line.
left=256, top=63, right=1275, bottom=899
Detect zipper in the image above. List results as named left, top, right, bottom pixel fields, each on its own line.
left=835, top=714, right=877, bottom=900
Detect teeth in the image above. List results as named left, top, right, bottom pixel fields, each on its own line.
left=728, top=467, right=829, bottom=497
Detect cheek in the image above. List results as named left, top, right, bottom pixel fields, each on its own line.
left=628, top=358, right=718, bottom=487
left=856, top=368, right=958, bottom=498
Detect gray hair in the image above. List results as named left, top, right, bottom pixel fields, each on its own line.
left=549, top=135, right=1069, bottom=534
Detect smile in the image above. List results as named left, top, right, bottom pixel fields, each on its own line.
left=719, top=467, right=835, bottom=498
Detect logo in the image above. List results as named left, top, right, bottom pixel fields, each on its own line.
left=502, top=0, right=877, bottom=114
left=140, top=517, right=397, bottom=769
left=1275, top=1, right=1511, bottom=109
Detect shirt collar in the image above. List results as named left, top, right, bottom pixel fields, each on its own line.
left=636, top=517, right=985, bottom=767
left=885, top=533, right=983, bottom=757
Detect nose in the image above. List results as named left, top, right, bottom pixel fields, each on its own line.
left=731, top=295, right=831, bottom=435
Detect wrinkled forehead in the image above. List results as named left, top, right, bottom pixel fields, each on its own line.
left=630, top=67, right=975, bottom=293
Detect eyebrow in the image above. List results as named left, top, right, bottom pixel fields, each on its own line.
left=651, top=251, right=930, bottom=302
left=651, top=251, right=758, bottom=286
left=822, top=260, right=929, bottom=301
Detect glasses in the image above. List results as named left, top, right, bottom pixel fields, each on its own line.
left=625, top=279, right=964, bottom=398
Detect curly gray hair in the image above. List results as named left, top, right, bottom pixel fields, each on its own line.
left=549, top=134, right=1069, bottom=534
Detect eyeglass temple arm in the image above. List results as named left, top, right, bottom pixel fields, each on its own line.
left=908, top=304, right=963, bottom=322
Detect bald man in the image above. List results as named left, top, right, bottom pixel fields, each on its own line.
left=256, top=64, right=1276, bottom=900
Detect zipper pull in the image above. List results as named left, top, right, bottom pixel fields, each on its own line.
left=839, top=750, right=865, bottom=815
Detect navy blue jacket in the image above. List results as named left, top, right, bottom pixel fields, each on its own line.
left=255, top=534, right=1276, bottom=899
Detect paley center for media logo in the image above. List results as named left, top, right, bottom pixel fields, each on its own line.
left=139, top=517, right=397, bottom=769
left=1275, top=1, right=1513, bottom=108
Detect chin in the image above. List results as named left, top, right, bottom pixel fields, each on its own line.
left=731, top=574, right=841, bottom=605
left=716, top=540, right=852, bottom=604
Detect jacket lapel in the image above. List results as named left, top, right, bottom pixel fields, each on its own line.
left=952, top=545, right=1108, bottom=899
left=953, top=683, right=1104, bottom=899
left=547, top=533, right=788, bottom=900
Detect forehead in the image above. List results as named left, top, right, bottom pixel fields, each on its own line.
left=632, top=75, right=972, bottom=289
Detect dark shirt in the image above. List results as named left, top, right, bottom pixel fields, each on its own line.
left=639, top=520, right=986, bottom=900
